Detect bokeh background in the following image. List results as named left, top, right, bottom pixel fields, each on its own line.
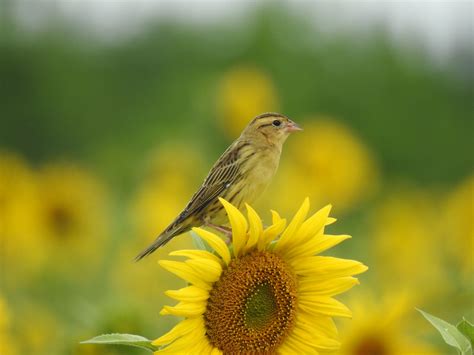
left=1, top=1, right=473, bottom=354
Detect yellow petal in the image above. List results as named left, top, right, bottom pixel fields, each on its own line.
left=154, top=319, right=206, bottom=353
left=285, top=234, right=351, bottom=262
left=290, top=325, right=319, bottom=347
left=194, top=337, right=216, bottom=354
left=292, top=256, right=368, bottom=278
left=326, top=217, right=337, bottom=225
left=312, top=234, right=351, bottom=255
left=157, top=334, right=204, bottom=354
left=219, top=197, right=248, bottom=257
left=293, top=314, right=340, bottom=349
left=185, top=258, right=222, bottom=283
left=291, top=325, right=340, bottom=351
left=160, top=301, right=206, bottom=317
left=210, top=347, right=223, bottom=355
left=278, top=342, right=301, bottom=354
left=298, top=277, right=359, bottom=297
left=298, top=313, right=338, bottom=339
left=192, top=227, right=231, bottom=265
left=244, top=203, right=263, bottom=252
left=271, top=209, right=284, bottom=225
left=298, top=297, right=352, bottom=318
left=152, top=318, right=201, bottom=346
left=259, top=217, right=287, bottom=251
left=165, top=286, right=209, bottom=302
left=283, top=335, right=319, bottom=354
left=294, top=205, right=332, bottom=245
left=274, top=198, right=310, bottom=252
left=169, top=335, right=212, bottom=355
left=159, top=260, right=211, bottom=290
left=169, top=249, right=222, bottom=265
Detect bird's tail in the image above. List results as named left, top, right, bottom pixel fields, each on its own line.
left=134, top=223, right=190, bottom=262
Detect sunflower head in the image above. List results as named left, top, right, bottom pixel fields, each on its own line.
left=37, top=164, right=108, bottom=243
left=0, top=297, right=18, bottom=355
left=205, top=250, right=298, bottom=352
left=218, top=66, right=279, bottom=138
left=271, top=118, right=379, bottom=214
left=339, top=292, right=439, bottom=355
left=154, top=198, right=368, bottom=354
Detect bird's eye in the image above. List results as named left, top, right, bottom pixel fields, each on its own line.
left=272, top=120, right=281, bottom=127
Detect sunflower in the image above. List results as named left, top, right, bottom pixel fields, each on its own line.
left=370, top=186, right=449, bottom=298
left=339, top=292, right=438, bottom=355
left=0, top=151, right=38, bottom=237
left=0, top=151, right=45, bottom=286
left=121, top=144, right=205, bottom=304
left=0, top=297, right=18, bottom=355
left=14, top=304, right=62, bottom=354
left=153, top=198, right=367, bottom=354
left=217, top=66, right=279, bottom=138
left=131, top=144, right=205, bottom=246
left=269, top=117, right=378, bottom=214
left=35, top=163, right=109, bottom=270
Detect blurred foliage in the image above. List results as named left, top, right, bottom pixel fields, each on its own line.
left=1, top=4, right=472, bottom=188
left=0, top=2, right=473, bottom=354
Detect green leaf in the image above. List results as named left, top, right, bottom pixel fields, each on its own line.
left=417, top=309, right=472, bottom=355
left=81, top=333, right=158, bottom=352
left=458, top=318, right=474, bottom=346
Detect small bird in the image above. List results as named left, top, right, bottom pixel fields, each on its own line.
left=135, top=112, right=302, bottom=261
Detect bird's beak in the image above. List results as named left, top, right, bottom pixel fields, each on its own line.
left=286, top=120, right=303, bottom=133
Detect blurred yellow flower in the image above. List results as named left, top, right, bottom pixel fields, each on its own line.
left=112, top=237, right=192, bottom=314
left=0, top=297, right=18, bottom=355
left=154, top=198, right=367, bottom=354
left=269, top=118, right=379, bottom=214
left=15, top=304, right=62, bottom=354
left=131, top=144, right=205, bottom=247
left=370, top=187, right=449, bottom=298
left=217, top=66, right=279, bottom=137
left=443, top=175, right=474, bottom=278
left=35, top=163, right=109, bottom=267
left=0, top=152, right=44, bottom=284
left=123, top=144, right=206, bottom=301
left=0, top=151, right=37, bottom=236
left=339, top=292, right=438, bottom=355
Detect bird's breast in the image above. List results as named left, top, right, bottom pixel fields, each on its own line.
left=240, top=147, right=281, bottom=204
left=210, top=146, right=281, bottom=225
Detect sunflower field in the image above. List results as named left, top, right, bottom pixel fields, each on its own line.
left=0, top=2, right=473, bottom=354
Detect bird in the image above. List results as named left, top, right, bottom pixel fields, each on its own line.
left=135, top=112, right=302, bottom=261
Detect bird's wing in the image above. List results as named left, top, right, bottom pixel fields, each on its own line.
left=175, top=142, right=244, bottom=223
left=133, top=143, right=245, bottom=261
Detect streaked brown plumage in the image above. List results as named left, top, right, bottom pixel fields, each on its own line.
left=135, top=112, right=302, bottom=260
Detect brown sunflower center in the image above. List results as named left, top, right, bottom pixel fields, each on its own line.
left=354, top=335, right=389, bottom=355
left=49, top=205, right=75, bottom=235
left=204, top=250, right=297, bottom=354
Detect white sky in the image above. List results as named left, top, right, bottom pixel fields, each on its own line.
left=12, top=0, right=474, bottom=58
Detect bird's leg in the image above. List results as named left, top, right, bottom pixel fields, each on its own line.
left=204, top=223, right=233, bottom=244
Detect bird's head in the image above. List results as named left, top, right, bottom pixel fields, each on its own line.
left=242, top=112, right=302, bottom=146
